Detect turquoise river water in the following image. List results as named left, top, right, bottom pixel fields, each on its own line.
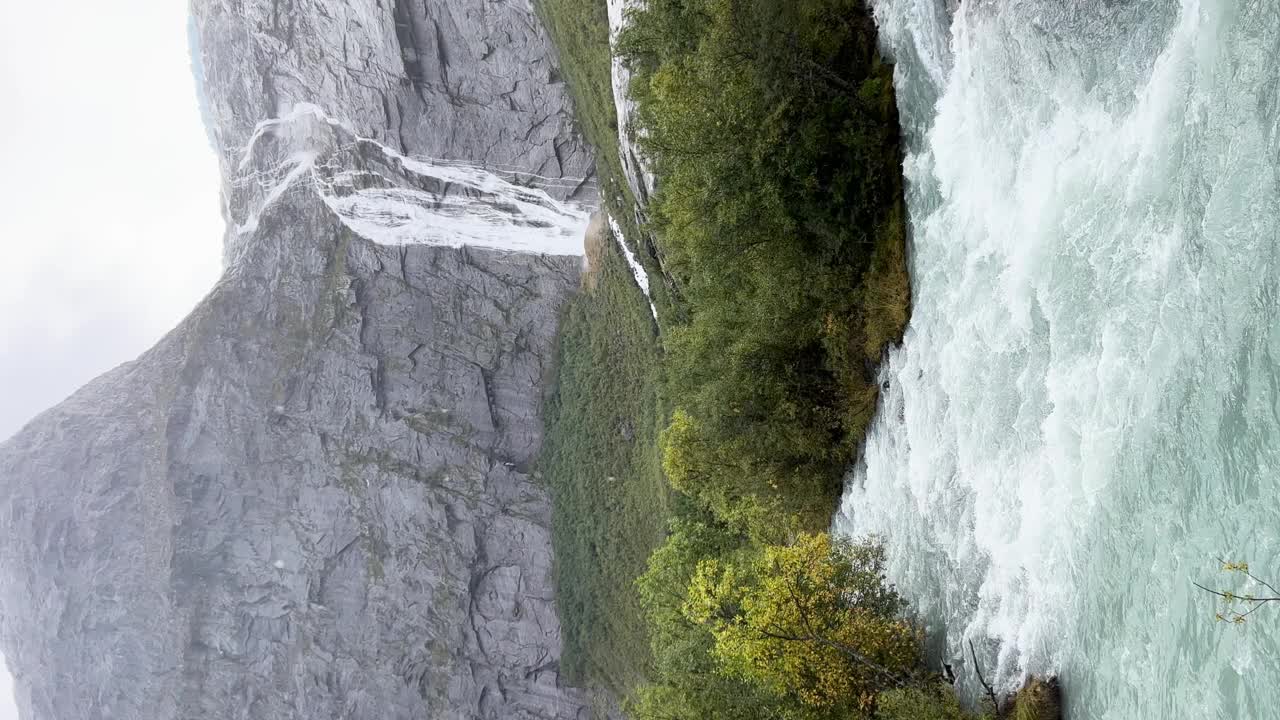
left=834, top=1, right=1280, bottom=717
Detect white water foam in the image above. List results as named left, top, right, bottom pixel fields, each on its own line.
left=320, top=154, right=591, bottom=255
left=836, top=2, right=1280, bottom=716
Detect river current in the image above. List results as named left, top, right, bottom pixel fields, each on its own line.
left=834, top=2, right=1280, bottom=717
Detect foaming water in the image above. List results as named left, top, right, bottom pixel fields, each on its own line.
left=834, top=2, right=1280, bottom=716
left=228, top=104, right=591, bottom=258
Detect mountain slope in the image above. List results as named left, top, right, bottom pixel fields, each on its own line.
left=0, top=1, right=601, bottom=718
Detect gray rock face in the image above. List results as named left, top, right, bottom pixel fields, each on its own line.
left=191, top=0, right=597, bottom=206
left=0, top=1, right=600, bottom=718
left=606, top=0, right=657, bottom=209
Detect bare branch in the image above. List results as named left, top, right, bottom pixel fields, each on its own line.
left=1214, top=557, right=1280, bottom=597
left=1244, top=571, right=1280, bottom=598
left=969, top=640, right=1003, bottom=720
left=1238, top=602, right=1270, bottom=621
left=1194, top=581, right=1280, bottom=604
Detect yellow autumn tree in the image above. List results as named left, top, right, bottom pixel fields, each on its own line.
left=683, top=532, right=922, bottom=711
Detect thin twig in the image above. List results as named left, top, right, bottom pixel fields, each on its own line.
left=1215, top=557, right=1280, bottom=597
left=1238, top=602, right=1270, bottom=620
left=1245, top=571, right=1280, bottom=598
left=969, top=640, right=1003, bottom=720
left=1194, top=581, right=1280, bottom=603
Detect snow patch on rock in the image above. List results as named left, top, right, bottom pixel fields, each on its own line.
left=608, top=215, right=657, bottom=320
left=607, top=0, right=657, bottom=206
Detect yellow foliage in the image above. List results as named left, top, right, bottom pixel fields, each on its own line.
left=682, top=532, right=919, bottom=709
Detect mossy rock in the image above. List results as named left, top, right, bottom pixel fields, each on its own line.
left=1012, top=677, right=1062, bottom=720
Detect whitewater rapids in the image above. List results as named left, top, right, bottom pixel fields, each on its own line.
left=834, top=1, right=1280, bottom=717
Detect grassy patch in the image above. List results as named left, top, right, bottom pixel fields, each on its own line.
left=535, top=0, right=625, bottom=185
left=534, top=0, right=679, bottom=320
left=876, top=685, right=991, bottom=720
left=541, top=219, right=670, bottom=694
left=536, top=0, right=678, bottom=698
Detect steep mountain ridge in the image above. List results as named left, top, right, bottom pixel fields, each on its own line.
left=0, top=1, right=601, bottom=718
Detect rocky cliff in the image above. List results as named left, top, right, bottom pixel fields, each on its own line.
left=0, top=1, right=600, bottom=718
left=192, top=0, right=598, bottom=260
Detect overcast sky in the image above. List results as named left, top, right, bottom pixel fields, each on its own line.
left=0, top=1, right=223, bottom=440
left=0, top=1, right=223, bottom=714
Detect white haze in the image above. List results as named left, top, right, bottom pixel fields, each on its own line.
left=0, top=1, right=224, bottom=714
left=0, top=657, right=11, bottom=720
left=0, top=3, right=223, bottom=442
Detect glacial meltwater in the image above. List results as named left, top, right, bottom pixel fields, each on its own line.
left=834, top=2, right=1280, bottom=717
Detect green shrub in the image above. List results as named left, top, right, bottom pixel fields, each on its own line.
left=620, top=0, right=908, bottom=536
left=876, top=686, right=989, bottom=720
left=538, top=0, right=922, bottom=715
